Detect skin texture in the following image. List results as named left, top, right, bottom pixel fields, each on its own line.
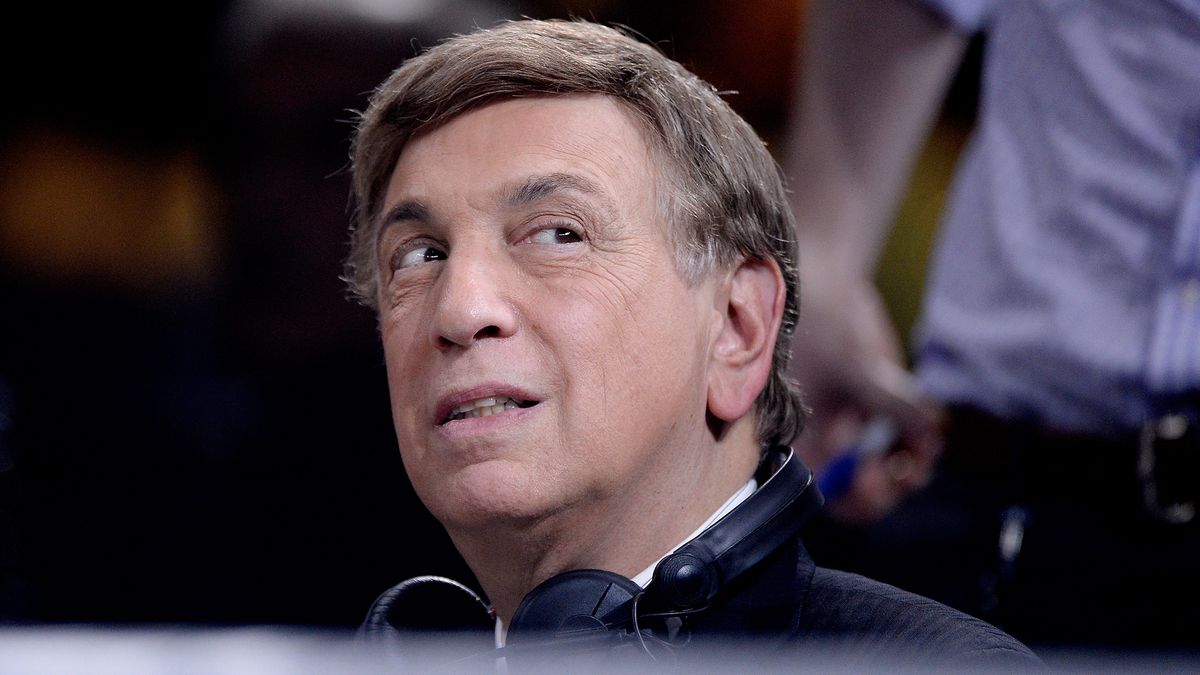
left=375, top=95, right=782, bottom=621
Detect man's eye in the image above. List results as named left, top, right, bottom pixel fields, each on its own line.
left=395, top=245, right=447, bottom=269
left=526, top=227, right=583, bottom=245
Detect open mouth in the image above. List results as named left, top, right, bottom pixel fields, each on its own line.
left=440, top=396, right=538, bottom=425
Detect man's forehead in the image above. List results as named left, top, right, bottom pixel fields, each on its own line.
left=379, top=95, right=662, bottom=220
left=402, top=95, right=652, bottom=160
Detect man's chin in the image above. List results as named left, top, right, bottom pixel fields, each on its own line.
left=420, top=460, right=563, bottom=532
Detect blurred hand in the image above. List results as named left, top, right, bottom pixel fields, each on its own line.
left=790, top=258, right=943, bottom=525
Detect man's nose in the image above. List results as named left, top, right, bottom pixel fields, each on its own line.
left=431, top=251, right=518, bottom=351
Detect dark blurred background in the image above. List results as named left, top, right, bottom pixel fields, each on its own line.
left=0, top=0, right=979, bottom=627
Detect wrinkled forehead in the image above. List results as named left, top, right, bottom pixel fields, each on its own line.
left=375, top=93, right=682, bottom=235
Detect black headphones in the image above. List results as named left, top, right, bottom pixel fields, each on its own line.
left=361, top=447, right=823, bottom=658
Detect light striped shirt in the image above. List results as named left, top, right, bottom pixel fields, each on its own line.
left=913, top=0, right=1200, bottom=431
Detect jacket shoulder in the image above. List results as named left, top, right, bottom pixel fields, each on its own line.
left=796, top=567, right=1043, bottom=667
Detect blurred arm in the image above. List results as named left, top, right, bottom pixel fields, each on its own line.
left=788, top=0, right=968, bottom=274
left=785, top=0, right=969, bottom=522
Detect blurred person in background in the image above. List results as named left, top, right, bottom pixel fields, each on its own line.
left=787, top=0, right=1200, bottom=650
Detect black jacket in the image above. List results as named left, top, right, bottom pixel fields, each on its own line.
left=687, top=535, right=1041, bottom=670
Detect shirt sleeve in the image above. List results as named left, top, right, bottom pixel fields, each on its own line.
left=908, top=0, right=996, bottom=33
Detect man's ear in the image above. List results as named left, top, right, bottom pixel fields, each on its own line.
left=707, top=257, right=786, bottom=424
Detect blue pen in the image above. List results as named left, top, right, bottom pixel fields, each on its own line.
left=817, top=417, right=900, bottom=502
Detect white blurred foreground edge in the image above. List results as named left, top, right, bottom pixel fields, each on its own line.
left=1, top=626, right=1197, bottom=674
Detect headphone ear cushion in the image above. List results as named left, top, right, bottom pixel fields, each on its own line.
left=507, top=569, right=642, bottom=644
left=653, top=551, right=715, bottom=609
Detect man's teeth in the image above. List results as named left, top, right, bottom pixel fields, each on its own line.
left=447, top=397, right=525, bottom=421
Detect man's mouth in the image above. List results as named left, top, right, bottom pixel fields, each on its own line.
left=441, top=396, right=538, bottom=424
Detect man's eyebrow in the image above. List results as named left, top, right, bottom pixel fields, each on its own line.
left=376, top=199, right=431, bottom=246
left=504, top=173, right=606, bottom=208
left=376, top=172, right=616, bottom=244
left=381, top=200, right=431, bottom=226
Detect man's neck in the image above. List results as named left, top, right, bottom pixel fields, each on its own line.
left=449, top=422, right=762, bottom=623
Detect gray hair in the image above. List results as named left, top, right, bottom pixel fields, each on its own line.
left=344, top=19, right=804, bottom=446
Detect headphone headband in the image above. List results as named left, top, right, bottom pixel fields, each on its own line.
left=649, top=447, right=823, bottom=609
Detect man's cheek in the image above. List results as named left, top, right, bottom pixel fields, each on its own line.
left=551, top=251, right=655, bottom=309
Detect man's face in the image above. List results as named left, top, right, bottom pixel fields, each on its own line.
left=375, top=95, right=720, bottom=531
